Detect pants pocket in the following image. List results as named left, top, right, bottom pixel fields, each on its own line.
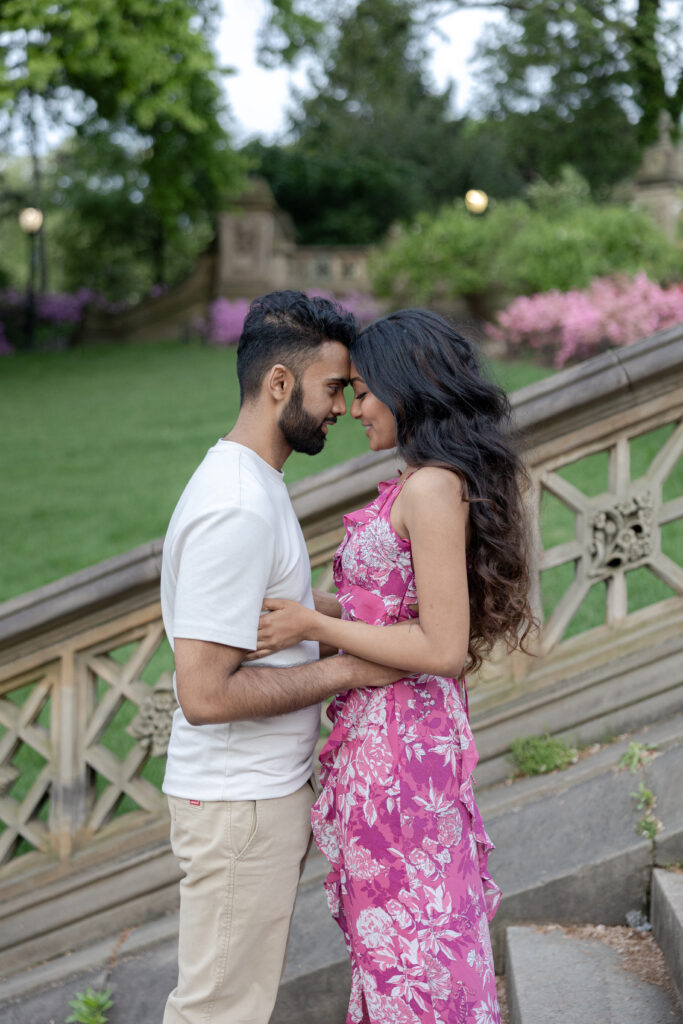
left=229, top=800, right=258, bottom=859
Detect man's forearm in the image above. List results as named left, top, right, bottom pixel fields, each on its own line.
left=312, top=588, right=342, bottom=618
left=187, top=654, right=391, bottom=725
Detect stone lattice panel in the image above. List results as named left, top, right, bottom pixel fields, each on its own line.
left=535, top=419, right=683, bottom=657
left=79, top=621, right=170, bottom=834
left=0, top=672, right=54, bottom=864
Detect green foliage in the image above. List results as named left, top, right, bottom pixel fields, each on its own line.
left=630, top=782, right=662, bottom=840
left=623, top=734, right=663, bottom=840
left=631, top=781, right=656, bottom=813
left=371, top=169, right=682, bottom=305
left=508, top=733, right=577, bottom=777
left=262, top=1, right=682, bottom=191
left=619, top=740, right=657, bottom=774
left=46, top=132, right=215, bottom=301
left=249, top=0, right=471, bottom=244
left=65, top=987, right=113, bottom=1024
left=0, top=0, right=244, bottom=297
left=636, top=815, right=661, bottom=841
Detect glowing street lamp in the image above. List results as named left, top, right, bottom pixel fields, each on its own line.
left=464, top=189, right=489, bottom=215
left=19, top=207, right=44, bottom=235
left=18, top=207, right=44, bottom=350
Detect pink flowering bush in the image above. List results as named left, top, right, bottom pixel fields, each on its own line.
left=487, top=273, right=683, bottom=367
left=205, top=292, right=381, bottom=346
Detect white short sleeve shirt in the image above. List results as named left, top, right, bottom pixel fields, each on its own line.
left=161, top=440, right=321, bottom=801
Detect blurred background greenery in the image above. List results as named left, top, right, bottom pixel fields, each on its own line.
left=1, top=0, right=681, bottom=302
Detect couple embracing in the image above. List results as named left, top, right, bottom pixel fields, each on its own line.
left=160, top=290, right=534, bottom=1024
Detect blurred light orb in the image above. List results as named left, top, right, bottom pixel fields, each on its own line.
left=464, top=189, right=488, bottom=215
left=18, top=207, right=44, bottom=234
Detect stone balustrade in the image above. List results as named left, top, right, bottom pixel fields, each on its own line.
left=0, top=324, right=681, bottom=974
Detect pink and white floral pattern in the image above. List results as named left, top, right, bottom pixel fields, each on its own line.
left=312, top=478, right=502, bottom=1024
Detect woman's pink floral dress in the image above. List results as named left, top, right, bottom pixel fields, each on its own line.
left=311, top=477, right=502, bottom=1024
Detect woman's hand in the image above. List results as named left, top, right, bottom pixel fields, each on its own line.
left=243, top=599, right=319, bottom=661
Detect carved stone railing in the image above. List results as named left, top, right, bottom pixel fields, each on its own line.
left=0, top=323, right=681, bottom=974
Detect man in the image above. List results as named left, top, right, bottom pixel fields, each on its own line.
left=161, top=291, right=397, bottom=1024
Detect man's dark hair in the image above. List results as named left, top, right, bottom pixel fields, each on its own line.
left=236, top=290, right=357, bottom=403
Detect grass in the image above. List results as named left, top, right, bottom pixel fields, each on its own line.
left=0, top=340, right=551, bottom=603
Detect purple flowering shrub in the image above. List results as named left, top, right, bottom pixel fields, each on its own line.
left=0, top=321, right=13, bottom=356
left=0, top=287, right=130, bottom=351
left=487, top=273, right=683, bottom=367
left=204, top=292, right=381, bottom=346
left=206, top=298, right=250, bottom=345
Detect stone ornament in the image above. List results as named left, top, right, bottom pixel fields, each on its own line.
left=127, top=672, right=178, bottom=758
left=588, top=491, right=655, bottom=578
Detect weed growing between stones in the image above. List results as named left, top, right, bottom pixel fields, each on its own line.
left=619, top=740, right=657, bottom=773
left=508, top=733, right=578, bottom=776
left=65, top=987, right=113, bottom=1024
left=619, top=741, right=663, bottom=839
left=631, top=782, right=663, bottom=840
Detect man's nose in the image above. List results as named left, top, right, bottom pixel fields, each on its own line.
left=332, top=392, right=347, bottom=416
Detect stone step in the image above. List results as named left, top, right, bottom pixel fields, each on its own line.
left=0, top=849, right=349, bottom=1024
left=480, top=712, right=683, bottom=967
left=652, top=868, right=683, bottom=1008
left=505, top=925, right=681, bottom=1024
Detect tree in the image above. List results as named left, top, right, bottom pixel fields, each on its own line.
left=249, top=0, right=475, bottom=244
left=261, top=0, right=682, bottom=148
left=0, top=0, right=244, bottom=293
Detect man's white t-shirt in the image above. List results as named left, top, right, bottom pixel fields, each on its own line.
left=161, top=440, right=321, bottom=801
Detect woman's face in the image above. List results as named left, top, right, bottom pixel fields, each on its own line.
left=349, top=363, right=397, bottom=451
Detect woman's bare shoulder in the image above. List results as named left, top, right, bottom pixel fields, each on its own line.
left=402, top=466, right=464, bottom=504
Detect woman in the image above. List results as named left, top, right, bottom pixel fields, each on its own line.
left=257, top=310, right=535, bottom=1024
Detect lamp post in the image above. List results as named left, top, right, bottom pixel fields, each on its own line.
left=18, top=206, right=44, bottom=350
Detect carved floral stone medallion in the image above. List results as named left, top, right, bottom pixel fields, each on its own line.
left=588, top=490, right=655, bottom=578
left=127, top=673, right=178, bottom=758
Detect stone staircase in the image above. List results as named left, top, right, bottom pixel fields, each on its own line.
left=2, top=715, right=682, bottom=1023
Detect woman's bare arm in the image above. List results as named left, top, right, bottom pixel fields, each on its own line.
left=257, top=469, right=470, bottom=678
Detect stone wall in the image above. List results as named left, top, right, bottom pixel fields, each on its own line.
left=80, top=178, right=371, bottom=344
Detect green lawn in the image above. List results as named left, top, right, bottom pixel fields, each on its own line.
left=0, top=341, right=550, bottom=603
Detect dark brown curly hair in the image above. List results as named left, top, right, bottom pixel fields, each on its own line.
left=352, top=309, right=537, bottom=674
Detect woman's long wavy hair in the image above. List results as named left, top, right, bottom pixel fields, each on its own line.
left=352, top=309, right=537, bottom=673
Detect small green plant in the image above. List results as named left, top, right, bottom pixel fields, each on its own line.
left=631, top=781, right=655, bottom=812
left=630, top=781, right=662, bottom=840
left=508, top=733, right=577, bottom=776
left=619, top=740, right=657, bottom=773
left=66, top=987, right=113, bottom=1024
left=636, top=815, right=662, bottom=840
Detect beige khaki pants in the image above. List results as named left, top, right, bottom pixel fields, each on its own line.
left=163, top=780, right=315, bottom=1024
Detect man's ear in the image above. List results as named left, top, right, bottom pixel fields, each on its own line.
left=265, top=364, right=295, bottom=404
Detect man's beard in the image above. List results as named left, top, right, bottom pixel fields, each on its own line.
left=279, top=382, right=332, bottom=456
